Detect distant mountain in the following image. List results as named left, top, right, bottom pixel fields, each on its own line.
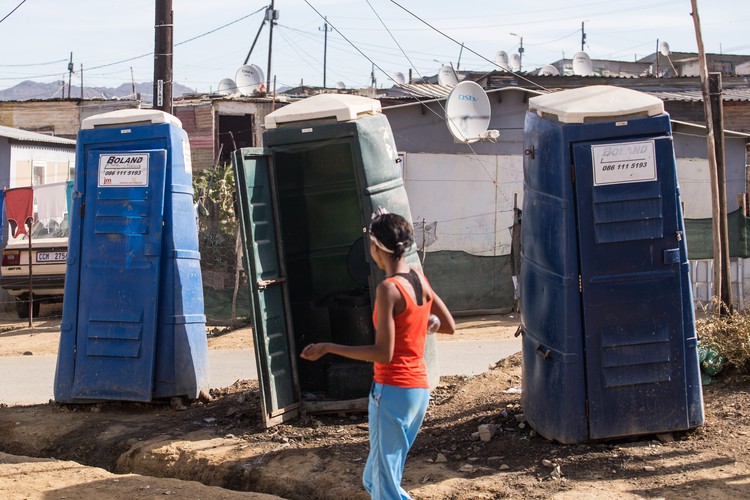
left=0, top=80, right=197, bottom=104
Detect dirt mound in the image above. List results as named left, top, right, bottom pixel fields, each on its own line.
left=2, top=352, right=750, bottom=499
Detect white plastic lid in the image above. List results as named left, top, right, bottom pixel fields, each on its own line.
left=82, top=109, right=182, bottom=130
left=528, top=85, right=664, bottom=124
left=265, top=94, right=381, bottom=129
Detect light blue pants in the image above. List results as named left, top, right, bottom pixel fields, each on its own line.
left=363, top=383, right=430, bottom=500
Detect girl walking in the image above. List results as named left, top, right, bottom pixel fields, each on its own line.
left=301, top=209, right=455, bottom=499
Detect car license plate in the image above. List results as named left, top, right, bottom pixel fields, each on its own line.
left=36, top=251, right=67, bottom=263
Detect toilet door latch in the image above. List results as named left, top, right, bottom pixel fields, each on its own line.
left=257, top=277, right=286, bottom=291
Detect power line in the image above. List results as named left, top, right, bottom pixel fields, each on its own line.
left=1, top=9, right=265, bottom=83
left=0, top=0, right=27, bottom=25
left=0, top=58, right=67, bottom=68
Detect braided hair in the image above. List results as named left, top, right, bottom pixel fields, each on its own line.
left=370, top=211, right=414, bottom=261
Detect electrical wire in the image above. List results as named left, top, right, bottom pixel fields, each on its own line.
left=0, top=0, right=27, bottom=25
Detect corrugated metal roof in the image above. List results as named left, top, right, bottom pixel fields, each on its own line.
left=644, top=88, right=750, bottom=102
left=384, top=84, right=453, bottom=100
left=0, top=125, right=75, bottom=145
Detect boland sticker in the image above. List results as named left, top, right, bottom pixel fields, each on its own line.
left=98, top=153, right=149, bottom=187
left=591, top=140, right=657, bottom=186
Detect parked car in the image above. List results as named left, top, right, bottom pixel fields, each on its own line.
left=1, top=218, right=68, bottom=318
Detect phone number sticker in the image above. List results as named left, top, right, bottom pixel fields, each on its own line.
left=591, top=140, right=657, bottom=186
left=98, top=153, right=149, bottom=187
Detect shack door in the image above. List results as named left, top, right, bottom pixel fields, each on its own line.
left=233, top=148, right=301, bottom=427
left=70, top=149, right=167, bottom=401
left=573, top=137, right=689, bottom=439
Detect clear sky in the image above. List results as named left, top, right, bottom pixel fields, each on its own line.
left=0, top=0, right=747, bottom=95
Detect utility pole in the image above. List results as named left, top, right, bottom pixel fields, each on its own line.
left=67, top=53, right=73, bottom=99
left=266, top=2, right=278, bottom=93
left=153, top=0, right=173, bottom=113
left=510, top=33, right=523, bottom=71
left=319, top=17, right=332, bottom=88
left=710, top=71, right=732, bottom=313
left=581, top=22, right=587, bottom=51
left=691, top=0, right=731, bottom=315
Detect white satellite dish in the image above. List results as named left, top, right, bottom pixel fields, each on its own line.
left=495, top=50, right=509, bottom=70
left=572, top=51, right=593, bottom=76
left=444, top=80, right=492, bottom=144
left=659, top=41, right=671, bottom=56
left=393, top=72, right=406, bottom=85
left=510, top=53, right=522, bottom=72
left=539, top=64, right=560, bottom=76
left=336, top=81, right=346, bottom=89
left=217, top=78, right=237, bottom=95
left=437, top=65, right=458, bottom=86
left=235, top=64, right=265, bottom=95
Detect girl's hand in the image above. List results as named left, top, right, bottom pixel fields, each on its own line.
left=300, top=343, right=328, bottom=361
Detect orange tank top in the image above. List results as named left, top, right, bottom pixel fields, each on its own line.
left=372, top=273, right=433, bottom=388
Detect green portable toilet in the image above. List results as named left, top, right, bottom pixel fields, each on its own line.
left=233, top=94, right=438, bottom=427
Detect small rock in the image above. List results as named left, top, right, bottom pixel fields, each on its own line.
left=656, top=433, right=674, bottom=443
left=542, top=459, right=554, bottom=467
left=487, top=456, right=504, bottom=463
left=470, top=432, right=480, bottom=441
left=198, top=390, right=212, bottom=404
left=225, top=434, right=235, bottom=439
left=518, top=422, right=526, bottom=429
left=435, top=453, right=448, bottom=463
left=23, top=351, right=33, bottom=356
left=550, top=465, right=562, bottom=480
left=514, top=413, right=527, bottom=423
left=478, top=424, right=497, bottom=442
left=459, top=464, right=475, bottom=473
left=644, top=465, right=656, bottom=472
left=499, top=464, right=510, bottom=470
left=421, top=475, right=431, bottom=484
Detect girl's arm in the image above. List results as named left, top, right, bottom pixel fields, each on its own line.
left=429, top=289, right=456, bottom=334
left=300, top=281, right=399, bottom=363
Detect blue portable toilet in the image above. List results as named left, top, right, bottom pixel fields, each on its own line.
left=520, top=86, right=704, bottom=443
left=55, top=109, right=208, bottom=403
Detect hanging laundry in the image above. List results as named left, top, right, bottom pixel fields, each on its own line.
left=5, top=187, right=34, bottom=238
left=66, top=180, right=74, bottom=222
left=34, top=181, right=68, bottom=229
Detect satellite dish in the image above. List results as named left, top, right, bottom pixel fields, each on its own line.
left=510, top=54, right=522, bottom=72
left=495, top=50, right=509, bottom=70
left=444, top=80, right=491, bottom=144
left=336, top=81, right=346, bottom=89
left=393, top=72, right=406, bottom=85
left=572, top=51, right=593, bottom=76
left=217, top=78, right=237, bottom=95
left=437, top=65, right=458, bottom=86
left=659, top=41, right=671, bottom=56
left=235, top=64, right=265, bottom=95
left=539, top=64, right=560, bottom=76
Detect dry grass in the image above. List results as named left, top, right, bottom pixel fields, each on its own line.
left=696, top=301, right=750, bottom=373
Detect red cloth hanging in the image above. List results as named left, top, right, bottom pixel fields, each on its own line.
left=5, top=187, right=34, bottom=238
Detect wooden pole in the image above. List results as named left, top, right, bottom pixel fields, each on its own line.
left=709, top=72, right=732, bottom=312
left=690, top=0, right=727, bottom=315
left=27, top=218, right=33, bottom=328
left=153, top=0, right=173, bottom=113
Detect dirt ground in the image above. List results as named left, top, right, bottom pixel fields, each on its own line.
left=1, top=309, right=749, bottom=499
